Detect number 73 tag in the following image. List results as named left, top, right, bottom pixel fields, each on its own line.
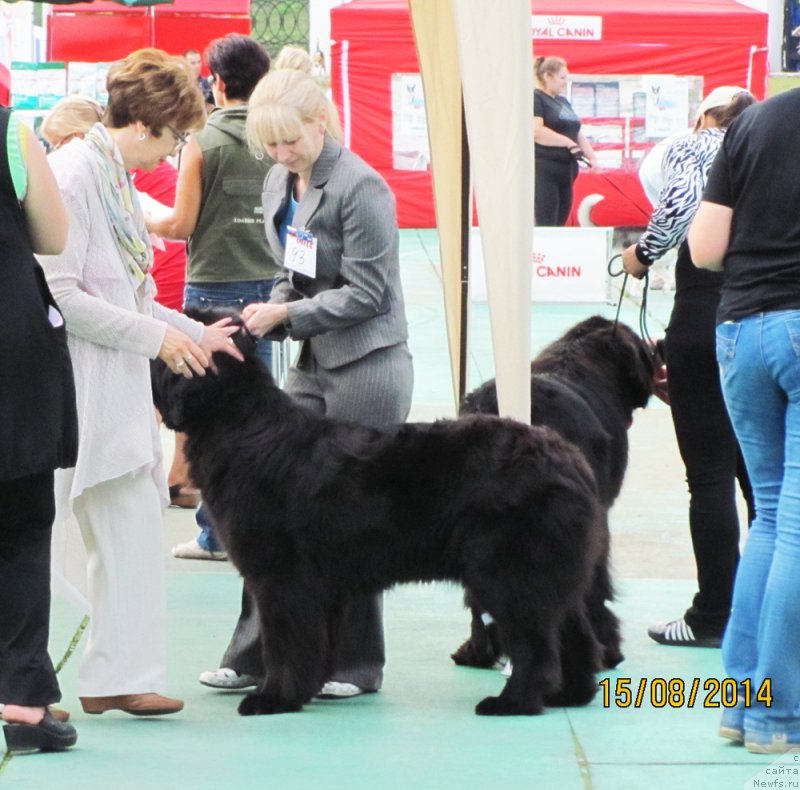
left=284, top=226, right=317, bottom=278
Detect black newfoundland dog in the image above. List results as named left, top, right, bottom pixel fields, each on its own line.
left=153, top=324, right=607, bottom=717
left=451, top=316, right=655, bottom=673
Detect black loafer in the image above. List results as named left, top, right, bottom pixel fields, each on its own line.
left=3, top=711, right=78, bottom=753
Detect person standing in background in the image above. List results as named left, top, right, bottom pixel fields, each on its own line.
left=533, top=56, right=600, bottom=226
left=184, top=48, right=214, bottom=109
left=148, top=33, right=276, bottom=561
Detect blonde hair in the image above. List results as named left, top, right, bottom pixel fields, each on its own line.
left=105, top=48, right=206, bottom=135
left=246, top=69, right=342, bottom=156
left=534, top=56, right=567, bottom=89
left=273, top=45, right=312, bottom=75
left=41, top=95, right=104, bottom=147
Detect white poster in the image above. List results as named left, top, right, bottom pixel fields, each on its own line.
left=644, top=75, right=690, bottom=138
left=391, top=72, right=430, bottom=171
left=469, top=227, right=611, bottom=303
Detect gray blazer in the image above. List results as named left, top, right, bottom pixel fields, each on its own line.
left=262, top=135, right=408, bottom=369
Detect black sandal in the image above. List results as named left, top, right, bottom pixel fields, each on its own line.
left=3, top=711, right=77, bottom=753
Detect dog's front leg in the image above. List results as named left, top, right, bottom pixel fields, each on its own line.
left=238, top=580, right=330, bottom=716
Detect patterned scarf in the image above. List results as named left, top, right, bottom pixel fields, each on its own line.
left=84, top=122, right=152, bottom=284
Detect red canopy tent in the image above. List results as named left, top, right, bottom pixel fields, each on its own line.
left=330, top=0, right=769, bottom=228
left=46, top=0, right=250, bottom=64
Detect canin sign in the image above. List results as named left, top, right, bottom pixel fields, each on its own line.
left=531, top=15, right=603, bottom=41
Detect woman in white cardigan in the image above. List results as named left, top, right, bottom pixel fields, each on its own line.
left=38, top=49, right=241, bottom=717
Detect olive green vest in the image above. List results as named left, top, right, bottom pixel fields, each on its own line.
left=187, top=105, right=279, bottom=282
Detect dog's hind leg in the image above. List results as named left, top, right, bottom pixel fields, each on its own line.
left=475, top=625, right=558, bottom=716
left=543, top=608, right=602, bottom=708
left=238, top=580, right=330, bottom=716
left=450, top=597, right=504, bottom=669
left=586, top=542, right=624, bottom=669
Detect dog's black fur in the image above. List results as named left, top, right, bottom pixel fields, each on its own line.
left=152, top=320, right=607, bottom=716
left=451, top=316, right=655, bottom=674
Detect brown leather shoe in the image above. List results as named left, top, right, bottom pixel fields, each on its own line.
left=80, top=693, right=184, bottom=716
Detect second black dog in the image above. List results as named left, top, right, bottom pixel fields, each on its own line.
left=452, top=316, right=655, bottom=677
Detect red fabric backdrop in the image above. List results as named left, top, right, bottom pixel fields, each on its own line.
left=47, top=0, right=250, bottom=63
left=330, top=0, right=769, bottom=228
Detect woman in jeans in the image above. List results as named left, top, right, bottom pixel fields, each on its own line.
left=147, top=34, right=276, bottom=560
left=689, top=87, right=800, bottom=754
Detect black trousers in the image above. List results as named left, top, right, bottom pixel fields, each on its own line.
left=534, top=157, right=578, bottom=226
left=664, top=246, right=754, bottom=636
left=0, top=471, right=61, bottom=706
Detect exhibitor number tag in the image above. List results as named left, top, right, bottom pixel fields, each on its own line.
left=284, top=226, right=317, bottom=278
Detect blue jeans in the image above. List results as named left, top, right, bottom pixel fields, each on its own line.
left=716, top=311, right=800, bottom=736
left=184, top=280, right=274, bottom=553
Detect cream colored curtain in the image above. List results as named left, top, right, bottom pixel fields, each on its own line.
left=408, top=0, right=467, bottom=414
left=411, top=0, right=533, bottom=423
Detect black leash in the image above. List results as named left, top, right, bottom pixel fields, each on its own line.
left=607, top=253, right=654, bottom=346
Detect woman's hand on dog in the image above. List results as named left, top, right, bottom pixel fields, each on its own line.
left=159, top=326, right=208, bottom=378
left=159, top=319, right=242, bottom=378
left=242, top=303, right=289, bottom=337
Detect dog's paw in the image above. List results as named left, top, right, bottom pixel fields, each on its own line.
left=238, top=692, right=303, bottom=716
left=602, top=645, right=624, bottom=669
left=450, top=638, right=497, bottom=669
left=543, top=682, right=598, bottom=708
left=475, top=695, right=542, bottom=716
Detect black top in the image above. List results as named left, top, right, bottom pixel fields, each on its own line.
left=702, top=88, right=800, bottom=322
left=0, top=107, right=77, bottom=480
left=533, top=88, right=581, bottom=163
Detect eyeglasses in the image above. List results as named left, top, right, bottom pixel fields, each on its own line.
left=166, top=124, right=190, bottom=152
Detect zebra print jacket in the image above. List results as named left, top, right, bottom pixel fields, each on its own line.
left=635, top=127, right=724, bottom=266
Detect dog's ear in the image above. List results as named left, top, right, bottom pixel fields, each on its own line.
left=151, top=357, right=188, bottom=430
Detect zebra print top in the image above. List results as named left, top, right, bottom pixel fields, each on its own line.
left=635, top=127, right=724, bottom=266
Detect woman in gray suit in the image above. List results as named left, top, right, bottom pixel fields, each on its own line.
left=201, top=69, right=413, bottom=698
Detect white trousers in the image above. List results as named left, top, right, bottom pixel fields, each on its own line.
left=72, top=469, right=167, bottom=696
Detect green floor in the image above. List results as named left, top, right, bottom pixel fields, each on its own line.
left=1, top=231, right=776, bottom=789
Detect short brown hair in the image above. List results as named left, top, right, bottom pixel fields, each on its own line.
left=105, top=48, right=206, bottom=135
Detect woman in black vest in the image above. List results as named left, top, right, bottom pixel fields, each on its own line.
left=0, top=108, right=78, bottom=752
left=534, top=56, right=600, bottom=226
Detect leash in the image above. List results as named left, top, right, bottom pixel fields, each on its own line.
left=607, top=253, right=655, bottom=346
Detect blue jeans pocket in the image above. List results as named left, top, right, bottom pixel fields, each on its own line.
left=716, top=321, right=740, bottom=376
left=785, top=318, right=800, bottom=359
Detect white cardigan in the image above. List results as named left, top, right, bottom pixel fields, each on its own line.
left=38, top=139, right=204, bottom=502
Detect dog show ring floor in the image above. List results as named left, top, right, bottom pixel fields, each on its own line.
left=3, top=230, right=768, bottom=789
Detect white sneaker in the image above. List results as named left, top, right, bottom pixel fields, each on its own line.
left=317, top=681, right=366, bottom=698
left=198, top=668, right=259, bottom=689
left=172, top=538, right=227, bottom=561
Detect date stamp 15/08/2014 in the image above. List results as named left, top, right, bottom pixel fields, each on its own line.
left=598, top=677, right=773, bottom=709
